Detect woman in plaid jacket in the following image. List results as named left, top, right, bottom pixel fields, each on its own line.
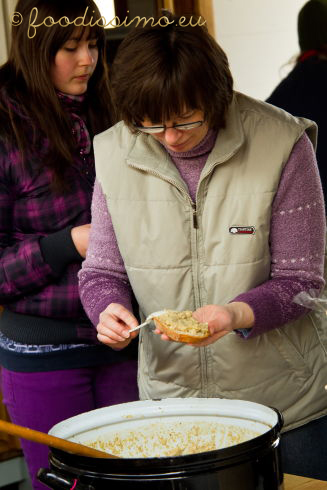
left=0, top=0, right=138, bottom=487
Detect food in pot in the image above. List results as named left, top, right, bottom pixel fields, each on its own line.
left=84, top=420, right=260, bottom=458
left=153, top=310, right=209, bottom=343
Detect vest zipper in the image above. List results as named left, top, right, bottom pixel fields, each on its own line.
left=128, top=162, right=209, bottom=396
left=192, top=204, right=198, bottom=229
left=192, top=201, right=208, bottom=396
left=127, top=163, right=201, bottom=299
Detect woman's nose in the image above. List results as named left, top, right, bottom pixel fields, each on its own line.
left=164, top=127, right=181, bottom=145
left=78, top=47, right=96, bottom=66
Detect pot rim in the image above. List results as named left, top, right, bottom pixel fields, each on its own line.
left=49, top=398, right=281, bottom=440
left=48, top=398, right=283, bottom=465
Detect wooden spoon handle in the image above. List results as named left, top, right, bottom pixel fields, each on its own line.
left=0, top=419, right=117, bottom=459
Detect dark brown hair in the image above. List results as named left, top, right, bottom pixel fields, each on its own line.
left=0, top=0, right=116, bottom=191
left=111, top=15, right=233, bottom=131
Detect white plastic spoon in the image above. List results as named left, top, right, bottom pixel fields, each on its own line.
left=129, top=310, right=166, bottom=333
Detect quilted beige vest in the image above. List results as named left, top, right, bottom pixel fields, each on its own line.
left=94, top=92, right=327, bottom=431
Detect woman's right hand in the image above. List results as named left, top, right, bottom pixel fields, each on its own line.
left=97, top=303, right=139, bottom=349
left=71, top=224, right=91, bottom=258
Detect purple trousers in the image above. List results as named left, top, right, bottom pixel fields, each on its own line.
left=0, top=360, right=138, bottom=489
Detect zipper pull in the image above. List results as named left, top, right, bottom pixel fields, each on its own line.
left=192, top=205, right=198, bottom=229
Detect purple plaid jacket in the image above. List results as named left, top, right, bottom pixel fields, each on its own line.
left=0, top=93, right=95, bottom=335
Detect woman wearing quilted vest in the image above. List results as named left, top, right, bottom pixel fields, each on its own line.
left=79, top=15, right=327, bottom=479
left=0, top=0, right=138, bottom=487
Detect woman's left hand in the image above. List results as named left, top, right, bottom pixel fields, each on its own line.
left=155, top=302, right=254, bottom=347
left=191, top=304, right=237, bottom=346
left=191, top=302, right=254, bottom=346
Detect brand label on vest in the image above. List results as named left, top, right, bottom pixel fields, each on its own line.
left=229, top=226, right=256, bottom=235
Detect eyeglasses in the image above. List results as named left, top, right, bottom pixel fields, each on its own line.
left=134, top=120, right=204, bottom=134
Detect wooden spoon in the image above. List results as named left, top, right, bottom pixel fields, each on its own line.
left=0, top=419, right=118, bottom=459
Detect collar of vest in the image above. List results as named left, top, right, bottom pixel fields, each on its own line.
left=126, top=93, right=245, bottom=181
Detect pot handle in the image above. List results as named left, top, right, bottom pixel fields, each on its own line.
left=276, top=408, right=284, bottom=431
left=269, top=406, right=284, bottom=431
left=37, top=469, right=94, bottom=490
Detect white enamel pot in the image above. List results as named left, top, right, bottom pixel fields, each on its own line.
left=38, top=398, right=284, bottom=490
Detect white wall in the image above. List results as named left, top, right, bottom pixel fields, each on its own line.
left=213, top=0, right=308, bottom=100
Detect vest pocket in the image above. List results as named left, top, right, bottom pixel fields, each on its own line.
left=268, top=327, right=313, bottom=380
left=209, top=326, right=313, bottom=395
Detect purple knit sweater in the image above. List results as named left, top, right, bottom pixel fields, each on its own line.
left=79, top=130, right=325, bottom=338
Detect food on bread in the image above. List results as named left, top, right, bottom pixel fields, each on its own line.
left=153, top=310, right=209, bottom=344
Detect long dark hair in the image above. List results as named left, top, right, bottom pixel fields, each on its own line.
left=111, top=14, right=233, bottom=132
left=0, top=0, right=116, bottom=191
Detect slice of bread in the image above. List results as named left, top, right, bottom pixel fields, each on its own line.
left=153, top=310, right=209, bottom=344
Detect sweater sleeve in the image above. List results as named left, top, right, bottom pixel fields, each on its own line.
left=79, top=179, right=133, bottom=326
left=233, top=133, right=326, bottom=338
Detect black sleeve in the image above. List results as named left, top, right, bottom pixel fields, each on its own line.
left=40, top=226, right=83, bottom=277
